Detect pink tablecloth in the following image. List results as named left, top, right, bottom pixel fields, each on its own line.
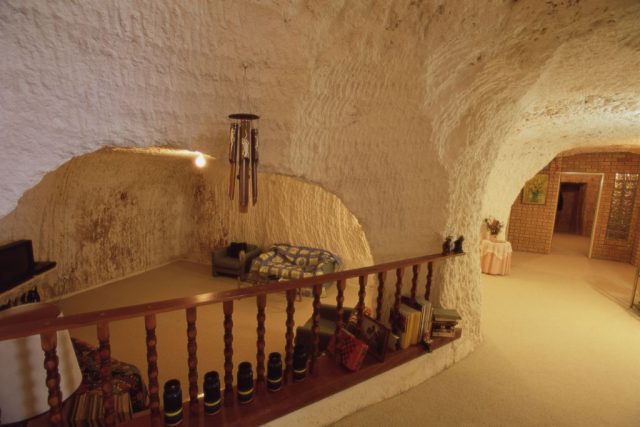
left=480, top=239, right=512, bottom=275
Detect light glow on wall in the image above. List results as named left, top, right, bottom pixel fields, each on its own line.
left=194, top=152, right=207, bottom=168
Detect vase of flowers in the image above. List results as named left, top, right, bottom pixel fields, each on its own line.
left=484, top=217, right=503, bottom=241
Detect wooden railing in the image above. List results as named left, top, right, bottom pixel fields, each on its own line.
left=0, top=251, right=464, bottom=426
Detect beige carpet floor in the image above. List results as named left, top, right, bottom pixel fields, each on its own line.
left=333, top=234, right=640, bottom=426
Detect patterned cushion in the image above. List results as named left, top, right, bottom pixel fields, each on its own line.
left=250, top=244, right=340, bottom=281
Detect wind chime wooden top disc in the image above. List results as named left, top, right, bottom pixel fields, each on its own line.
left=228, top=113, right=259, bottom=213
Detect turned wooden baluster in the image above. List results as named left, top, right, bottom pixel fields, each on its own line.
left=391, top=267, right=405, bottom=334
left=410, top=264, right=421, bottom=302
left=223, top=300, right=234, bottom=405
left=376, top=271, right=387, bottom=321
left=357, top=275, right=368, bottom=329
left=284, top=289, right=296, bottom=384
left=309, top=284, right=322, bottom=374
left=186, top=307, right=198, bottom=414
left=97, top=322, right=116, bottom=427
left=145, top=314, right=161, bottom=418
left=425, top=261, right=433, bottom=301
left=256, top=294, right=267, bottom=388
left=40, top=331, right=64, bottom=427
left=334, top=279, right=346, bottom=334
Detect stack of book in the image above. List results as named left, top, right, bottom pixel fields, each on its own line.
left=396, top=303, right=421, bottom=349
left=431, top=307, right=461, bottom=338
left=395, top=296, right=434, bottom=349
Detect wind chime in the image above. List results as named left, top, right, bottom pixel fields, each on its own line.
left=228, top=113, right=259, bottom=213
left=228, top=64, right=259, bottom=213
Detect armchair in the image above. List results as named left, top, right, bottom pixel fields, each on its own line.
left=211, top=244, right=261, bottom=280
left=295, top=304, right=354, bottom=355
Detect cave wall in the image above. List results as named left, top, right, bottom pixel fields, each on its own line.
left=2, top=2, right=640, bottom=416
left=0, top=149, right=200, bottom=298
left=0, top=150, right=373, bottom=299
left=190, top=164, right=373, bottom=270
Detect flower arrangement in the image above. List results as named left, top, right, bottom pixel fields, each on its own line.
left=484, top=217, right=503, bottom=235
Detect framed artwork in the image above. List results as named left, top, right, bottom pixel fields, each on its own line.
left=522, top=174, right=549, bottom=205
left=347, top=315, right=390, bottom=361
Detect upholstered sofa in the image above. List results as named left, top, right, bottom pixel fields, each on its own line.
left=249, top=244, right=340, bottom=290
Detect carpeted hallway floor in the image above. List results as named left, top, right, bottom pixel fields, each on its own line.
left=333, top=234, right=640, bottom=426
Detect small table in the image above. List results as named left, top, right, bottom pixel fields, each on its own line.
left=480, top=239, right=512, bottom=275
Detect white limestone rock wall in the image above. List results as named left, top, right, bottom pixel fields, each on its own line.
left=2, top=1, right=640, bottom=419
left=190, top=162, right=373, bottom=270
left=0, top=150, right=200, bottom=297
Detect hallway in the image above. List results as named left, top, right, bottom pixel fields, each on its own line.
left=334, top=235, right=640, bottom=426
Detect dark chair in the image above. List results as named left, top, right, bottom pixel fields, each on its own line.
left=295, top=304, right=354, bottom=355
left=211, top=244, right=261, bottom=280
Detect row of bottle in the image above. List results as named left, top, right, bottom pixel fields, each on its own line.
left=164, top=345, right=308, bottom=425
left=0, top=287, right=41, bottom=311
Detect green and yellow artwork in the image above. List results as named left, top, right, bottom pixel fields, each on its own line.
left=522, top=174, right=549, bottom=205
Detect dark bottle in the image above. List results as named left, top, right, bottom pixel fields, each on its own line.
left=293, top=344, right=308, bottom=382
left=267, top=352, right=283, bottom=392
left=237, top=361, right=254, bottom=404
left=163, top=379, right=183, bottom=426
left=203, top=371, right=221, bottom=415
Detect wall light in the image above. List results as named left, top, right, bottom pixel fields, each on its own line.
left=194, top=152, right=206, bottom=168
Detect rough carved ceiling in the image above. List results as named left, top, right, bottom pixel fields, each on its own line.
left=1, top=0, right=640, bottom=259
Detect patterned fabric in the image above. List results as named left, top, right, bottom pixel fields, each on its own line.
left=250, top=243, right=340, bottom=280
left=327, top=328, right=369, bottom=371
left=71, top=338, right=148, bottom=413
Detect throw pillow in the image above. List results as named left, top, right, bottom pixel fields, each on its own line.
left=227, top=242, right=248, bottom=258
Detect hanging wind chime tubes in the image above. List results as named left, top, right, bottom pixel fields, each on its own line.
left=228, top=113, right=259, bottom=213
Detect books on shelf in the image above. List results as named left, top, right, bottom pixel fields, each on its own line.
left=433, top=307, right=462, bottom=322
left=430, top=307, right=461, bottom=339
left=396, top=304, right=420, bottom=349
left=401, top=295, right=433, bottom=343
left=394, top=301, right=462, bottom=349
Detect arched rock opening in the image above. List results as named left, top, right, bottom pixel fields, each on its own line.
left=0, top=148, right=373, bottom=299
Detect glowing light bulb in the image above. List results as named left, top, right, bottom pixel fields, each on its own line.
left=195, top=152, right=206, bottom=168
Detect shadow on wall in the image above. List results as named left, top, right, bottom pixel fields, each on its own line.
left=0, top=148, right=373, bottom=300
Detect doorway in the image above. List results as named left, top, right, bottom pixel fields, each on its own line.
left=555, top=183, right=586, bottom=234
left=552, top=172, right=604, bottom=258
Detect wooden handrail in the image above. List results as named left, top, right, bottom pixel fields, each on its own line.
left=0, top=252, right=463, bottom=341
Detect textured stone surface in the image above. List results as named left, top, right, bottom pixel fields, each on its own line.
left=2, top=0, right=640, bottom=421
left=190, top=162, right=373, bottom=269
left=0, top=149, right=201, bottom=297
left=0, top=149, right=371, bottom=297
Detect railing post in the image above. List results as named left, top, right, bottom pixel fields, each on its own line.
left=97, top=322, right=116, bottom=427
left=256, top=294, right=267, bottom=389
left=333, top=279, right=347, bottom=360
left=376, top=271, right=386, bottom=321
left=425, top=261, right=433, bottom=301
left=410, top=264, right=420, bottom=302
left=40, top=331, right=64, bottom=427
left=186, top=307, right=198, bottom=414
left=357, top=275, right=368, bottom=329
left=284, top=289, right=296, bottom=384
left=144, top=314, right=161, bottom=418
left=223, top=300, right=234, bottom=405
left=391, top=267, right=405, bottom=333
left=310, top=284, right=322, bottom=374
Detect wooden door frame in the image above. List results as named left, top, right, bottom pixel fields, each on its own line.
left=558, top=172, right=604, bottom=258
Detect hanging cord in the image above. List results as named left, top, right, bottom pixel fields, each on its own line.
left=241, top=63, right=255, bottom=114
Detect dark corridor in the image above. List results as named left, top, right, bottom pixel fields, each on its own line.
left=555, top=183, right=586, bottom=234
